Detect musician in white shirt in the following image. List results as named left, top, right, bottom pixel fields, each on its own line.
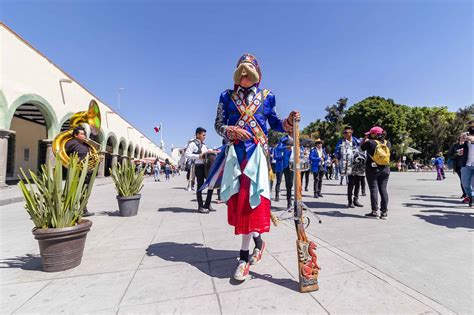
left=185, top=127, right=219, bottom=213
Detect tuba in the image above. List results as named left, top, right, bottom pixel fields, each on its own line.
left=53, top=100, right=102, bottom=170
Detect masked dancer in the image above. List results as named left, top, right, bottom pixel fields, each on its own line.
left=208, top=53, right=299, bottom=281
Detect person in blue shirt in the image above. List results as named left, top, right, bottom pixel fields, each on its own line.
left=274, top=135, right=294, bottom=210
left=309, top=139, right=326, bottom=198
left=433, top=153, right=446, bottom=180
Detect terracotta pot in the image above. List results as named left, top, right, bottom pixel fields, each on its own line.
left=32, top=219, right=92, bottom=272
left=117, top=194, right=141, bottom=217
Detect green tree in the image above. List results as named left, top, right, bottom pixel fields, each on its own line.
left=344, top=96, right=409, bottom=158
left=268, top=129, right=285, bottom=147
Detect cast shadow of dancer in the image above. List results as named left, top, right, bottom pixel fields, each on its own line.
left=414, top=209, right=474, bottom=230
left=146, top=242, right=298, bottom=290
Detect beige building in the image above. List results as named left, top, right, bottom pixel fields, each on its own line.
left=0, top=23, right=174, bottom=187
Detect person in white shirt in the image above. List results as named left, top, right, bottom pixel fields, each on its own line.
left=185, top=127, right=219, bottom=213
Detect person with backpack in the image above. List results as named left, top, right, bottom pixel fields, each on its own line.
left=361, top=126, right=391, bottom=219
left=185, top=127, right=219, bottom=213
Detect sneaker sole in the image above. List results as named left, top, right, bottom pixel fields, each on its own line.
left=233, top=274, right=249, bottom=281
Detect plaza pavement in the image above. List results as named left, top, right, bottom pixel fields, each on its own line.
left=0, top=171, right=472, bottom=314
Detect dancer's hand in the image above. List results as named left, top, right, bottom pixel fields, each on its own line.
left=226, top=126, right=252, bottom=141
left=288, top=111, right=301, bottom=122
left=284, top=111, right=300, bottom=133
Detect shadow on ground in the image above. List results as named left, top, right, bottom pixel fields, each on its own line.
left=403, top=203, right=464, bottom=209
left=158, top=207, right=197, bottom=213
left=304, top=201, right=348, bottom=209
left=96, top=210, right=121, bottom=216
left=146, top=242, right=298, bottom=290
left=410, top=195, right=463, bottom=205
left=311, top=210, right=369, bottom=220
left=0, top=254, right=42, bottom=270
left=413, top=209, right=474, bottom=230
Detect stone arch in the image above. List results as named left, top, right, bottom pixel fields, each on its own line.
left=7, top=93, right=59, bottom=138
left=118, top=137, right=127, bottom=156
left=90, top=128, right=105, bottom=150
left=140, top=147, right=145, bottom=159
left=134, top=145, right=140, bottom=158
left=105, top=131, right=119, bottom=154
left=104, top=132, right=118, bottom=176
left=59, top=112, right=74, bottom=132
left=127, top=141, right=134, bottom=158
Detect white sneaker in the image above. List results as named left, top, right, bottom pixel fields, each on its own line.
left=250, top=242, right=266, bottom=265
left=233, top=260, right=250, bottom=281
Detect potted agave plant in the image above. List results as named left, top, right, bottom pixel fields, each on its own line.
left=110, top=161, right=145, bottom=217
left=18, top=153, right=98, bottom=272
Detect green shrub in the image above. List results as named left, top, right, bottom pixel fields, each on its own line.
left=110, top=161, right=145, bottom=197
left=18, top=153, right=98, bottom=229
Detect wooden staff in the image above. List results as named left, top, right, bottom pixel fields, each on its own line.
left=293, top=116, right=320, bottom=292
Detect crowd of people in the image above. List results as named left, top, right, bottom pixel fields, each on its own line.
left=134, top=158, right=179, bottom=182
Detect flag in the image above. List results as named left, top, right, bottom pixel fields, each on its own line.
left=154, top=126, right=161, bottom=133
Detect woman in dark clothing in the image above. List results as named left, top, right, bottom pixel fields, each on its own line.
left=361, top=126, right=391, bottom=220
left=449, top=133, right=468, bottom=201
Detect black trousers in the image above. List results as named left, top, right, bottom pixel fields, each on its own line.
left=455, top=168, right=466, bottom=197
left=325, top=166, right=333, bottom=180
left=347, top=175, right=363, bottom=203
left=366, top=167, right=390, bottom=212
left=275, top=167, right=293, bottom=201
left=82, top=172, right=92, bottom=212
left=301, top=170, right=310, bottom=190
left=360, top=176, right=366, bottom=194
left=195, top=164, right=213, bottom=208
left=313, top=171, right=324, bottom=194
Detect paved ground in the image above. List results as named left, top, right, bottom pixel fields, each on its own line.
left=0, top=171, right=472, bottom=314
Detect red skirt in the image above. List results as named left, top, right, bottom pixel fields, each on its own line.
left=227, top=160, right=271, bottom=235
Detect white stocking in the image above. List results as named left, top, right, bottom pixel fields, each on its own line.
left=240, top=233, right=253, bottom=251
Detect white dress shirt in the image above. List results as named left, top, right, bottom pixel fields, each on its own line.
left=237, top=86, right=257, bottom=105
left=185, top=139, right=208, bottom=165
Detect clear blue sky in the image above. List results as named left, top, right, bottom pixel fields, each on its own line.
left=2, top=0, right=472, bottom=150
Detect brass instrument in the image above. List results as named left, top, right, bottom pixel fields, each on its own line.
left=53, top=100, right=102, bottom=170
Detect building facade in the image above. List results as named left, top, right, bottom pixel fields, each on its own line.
left=0, top=23, right=174, bottom=187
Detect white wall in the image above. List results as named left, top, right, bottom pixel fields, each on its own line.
left=10, top=117, right=47, bottom=176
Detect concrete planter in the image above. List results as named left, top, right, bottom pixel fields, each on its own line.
left=117, top=194, right=141, bottom=217
left=32, top=219, right=92, bottom=272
